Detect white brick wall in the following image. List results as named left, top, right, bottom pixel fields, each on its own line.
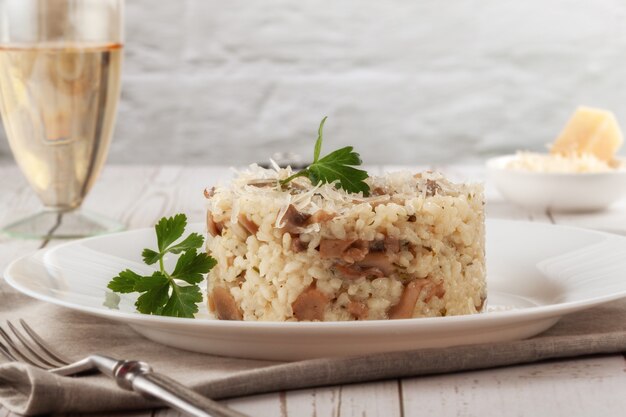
left=2, top=0, right=626, bottom=165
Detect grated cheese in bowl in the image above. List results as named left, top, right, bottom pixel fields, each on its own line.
left=505, top=151, right=623, bottom=174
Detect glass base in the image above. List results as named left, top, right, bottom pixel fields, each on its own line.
left=0, top=209, right=125, bottom=240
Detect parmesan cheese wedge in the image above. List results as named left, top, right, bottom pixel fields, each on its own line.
left=550, top=106, right=623, bottom=161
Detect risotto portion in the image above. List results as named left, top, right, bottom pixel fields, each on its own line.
left=205, top=166, right=486, bottom=321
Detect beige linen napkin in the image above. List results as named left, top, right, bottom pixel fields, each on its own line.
left=1, top=287, right=626, bottom=416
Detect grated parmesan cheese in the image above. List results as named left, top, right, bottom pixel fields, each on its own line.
left=506, top=151, right=623, bottom=173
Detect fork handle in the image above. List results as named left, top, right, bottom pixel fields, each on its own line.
left=116, top=361, right=247, bottom=417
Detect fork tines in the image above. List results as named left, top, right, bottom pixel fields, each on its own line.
left=0, top=319, right=70, bottom=369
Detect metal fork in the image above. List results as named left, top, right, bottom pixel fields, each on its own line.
left=0, top=319, right=246, bottom=417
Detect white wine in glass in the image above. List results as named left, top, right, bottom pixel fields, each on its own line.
left=0, top=0, right=125, bottom=238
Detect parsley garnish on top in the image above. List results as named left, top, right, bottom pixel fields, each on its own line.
left=107, top=214, right=216, bottom=318
left=279, top=117, right=370, bottom=196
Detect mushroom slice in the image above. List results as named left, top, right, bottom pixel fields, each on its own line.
left=388, top=280, right=428, bottom=319
left=291, top=234, right=308, bottom=253
left=238, top=214, right=259, bottom=235
left=319, top=239, right=356, bottom=259
left=211, top=287, right=243, bottom=320
left=309, top=210, right=336, bottom=224
left=424, top=281, right=446, bottom=303
left=357, top=252, right=395, bottom=276
left=207, top=212, right=223, bottom=237
left=333, top=263, right=384, bottom=280
left=292, top=285, right=328, bottom=321
left=280, top=204, right=312, bottom=234
left=384, top=237, right=401, bottom=254
left=347, top=301, right=369, bottom=320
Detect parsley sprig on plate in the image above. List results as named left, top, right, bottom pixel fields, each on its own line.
left=279, top=117, right=370, bottom=195
left=107, top=214, right=216, bottom=318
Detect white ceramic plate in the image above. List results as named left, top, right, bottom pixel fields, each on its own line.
left=5, top=220, right=626, bottom=361
left=486, top=154, right=626, bottom=212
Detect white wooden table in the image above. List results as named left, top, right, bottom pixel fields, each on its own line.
left=1, top=163, right=625, bottom=417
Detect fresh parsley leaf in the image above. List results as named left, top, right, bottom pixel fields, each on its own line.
left=108, top=269, right=142, bottom=293
left=161, top=285, right=203, bottom=318
left=106, top=214, right=217, bottom=318
left=141, top=248, right=161, bottom=265
left=308, top=146, right=369, bottom=194
left=171, top=250, right=217, bottom=285
left=280, top=117, right=370, bottom=195
left=309, top=157, right=370, bottom=195
left=167, top=233, right=204, bottom=254
left=313, top=116, right=327, bottom=163
left=135, top=277, right=170, bottom=315
left=155, top=214, right=187, bottom=252
left=317, top=145, right=362, bottom=167
left=134, top=271, right=170, bottom=291
left=142, top=232, right=203, bottom=265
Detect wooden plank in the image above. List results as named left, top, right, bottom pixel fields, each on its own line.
left=282, top=387, right=341, bottom=417
left=86, top=165, right=179, bottom=229
left=167, top=165, right=237, bottom=224
left=41, top=164, right=222, bottom=250
left=156, top=380, right=402, bottom=417
left=0, top=164, right=46, bottom=235
left=334, top=380, right=401, bottom=417
left=0, top=164, right=46, bottom=294
left=265, top=381, right=401, bottom=417
left=39, top=410, right=153, bottom=417
left=400, top=355, right=626, bottom=417
left=548, top=199, right=626, bottom=233
left=221, top=393, right=284, bottom=417
left=81, top=165, right=235, bottom=230
left=61, top=412, right=153, bottom=417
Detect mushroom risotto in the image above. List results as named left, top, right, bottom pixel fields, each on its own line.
left=204, top=166, right=486, bottom=321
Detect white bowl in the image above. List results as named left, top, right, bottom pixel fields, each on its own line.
left=486, top=154, right=626, bottom=212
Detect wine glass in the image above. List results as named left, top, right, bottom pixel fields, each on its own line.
left=0, top=0, right=124, bottom=239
